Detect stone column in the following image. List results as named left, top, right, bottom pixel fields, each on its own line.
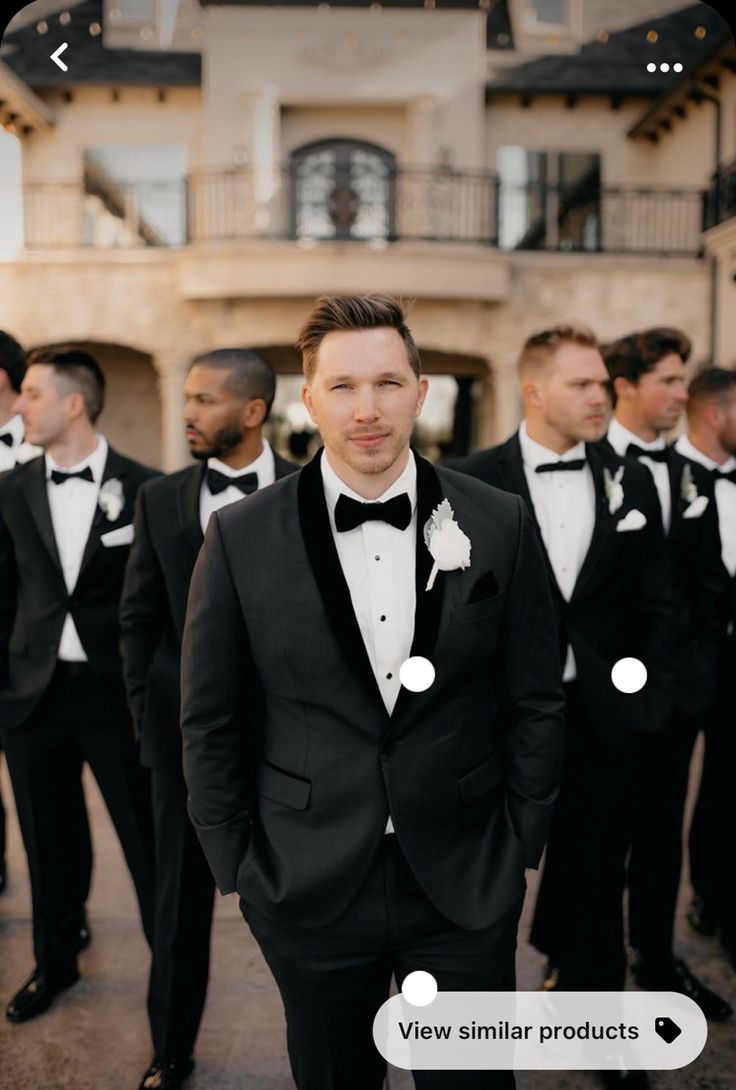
left=154, top=351, right=190, bottom=471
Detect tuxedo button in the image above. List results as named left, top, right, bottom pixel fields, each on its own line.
left=380, top=615, right=386, bottom=622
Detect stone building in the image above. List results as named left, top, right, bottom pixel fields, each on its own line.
left=0, top=0, right=733, bottom=469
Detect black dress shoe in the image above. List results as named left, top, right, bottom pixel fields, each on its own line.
left=598, top=1071, right=650, bottom=1089
left=687, top=895, right=719, bottom=936
left=634, top=955, right=733, bottom=1022
left=138, top=1056, right=195, bottom=1090
left=6, top=966, right=80, bottom=1023
left=76, top=912, right=92, bottom=952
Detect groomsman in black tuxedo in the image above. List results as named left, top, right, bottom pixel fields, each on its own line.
left=181, top=295, right=564, bottom=1090
left=0, top=332, right=93, bottom=918
left=121, top=348, right=297, bottom=1090
left=603, top=330, right=731, bottom=1021
left=673, top=368, right=736, bottom=972
left=0, top=349, right=156, bottom=1022
left=450, top=324, right=673, bottom=1090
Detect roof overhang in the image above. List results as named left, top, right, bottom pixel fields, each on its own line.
left=0, top=58, right=55, bottom=132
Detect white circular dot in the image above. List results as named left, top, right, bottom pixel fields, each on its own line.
left=399, top=656, right=435, bottom=692
left=402, top=970, right=438, bottom=1007
left=660, top=62, right=670, bottom=72
left=611, top=657, right=647, bottom=694
left=646, top=62, right=657, bottom=73
left=674, top=62, right=683, bottom=72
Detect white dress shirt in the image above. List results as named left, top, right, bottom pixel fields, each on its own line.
left=0, top=414, right=41, bottom=470
left=608, top=417, right=672, bottom=534
left=321, top=449, right=418, bottom=834
left=46, top=436, right=109, bottom=661
left=675, top=434, right=736, bottom=578
left=199, top=439, right=276, bottom=535
left=519, top=421, right=595, bottom=682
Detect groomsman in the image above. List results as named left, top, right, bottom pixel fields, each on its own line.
left=603, top=330, right=731, bottom=1020
left=674, top=368, right=736, bottom=972
left=181, top=295, right=564, bottom=1090
left=121, top=349, right=297, bottom=1090
left=450, top=324, right=672, bottom=1090
left=0, top=332, right=93, bottom=922
left=0, top=348, right=156, bottom=1022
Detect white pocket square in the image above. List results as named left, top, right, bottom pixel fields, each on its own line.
left=616, top=509, right=647, bottom=533
left=683, top=495, right=709, bottom=519
left=100, top=524, right=134, bottom=547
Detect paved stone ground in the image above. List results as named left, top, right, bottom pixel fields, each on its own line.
left=0, top=741, right=734, bottom=1090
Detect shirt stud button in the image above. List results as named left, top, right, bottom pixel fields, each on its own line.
left=380, top=615, right=386, bottom=622
left=386, top=672, right=393, bottom=680
left=375, top=555, right=380, bottom=561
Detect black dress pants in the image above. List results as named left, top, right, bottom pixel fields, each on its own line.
left=2, top=662, right=155, bottom=978
left=627, top=709, right=700, bottom=968
left=243, top=833, right=520, bottom=1090
left=147, top=760, right=215, bottom=1062
left=688, top=636, right=736, bottom=943
left=530, top=682, right=638, bottom=990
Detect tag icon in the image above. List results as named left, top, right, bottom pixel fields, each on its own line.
left=655, top=1016, right=682, bottom=1044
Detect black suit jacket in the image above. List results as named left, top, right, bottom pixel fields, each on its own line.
left=180, top=449, right=565, bottom=931
left=596, top=441, right=725, bottom=716
left=448, top=434, right=675, bottom=747
left=0, top=447, right=160, bottom=730
left=120, top=452, right=298, bottom=770
left=673, top=448, right=736, bottom=674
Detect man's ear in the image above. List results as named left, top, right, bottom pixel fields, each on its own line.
left=302, top=381, right=316, bottom=424
left=0, top=370, right=9, bottom=395
left=243, top=398, right=267, bottom=429
left=612, top=375, right=632, bottom=403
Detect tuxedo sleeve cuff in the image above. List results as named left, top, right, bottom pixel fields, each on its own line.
left=506, top=792, right=555, bottom=870
left=186, top=804, right=251, bottom=895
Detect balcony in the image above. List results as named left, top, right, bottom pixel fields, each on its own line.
left=703, top=158, right=736, bottom=231
left=20, top=164, right=706, bottom=259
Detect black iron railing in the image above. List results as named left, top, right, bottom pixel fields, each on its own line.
left=21, top=166, right=706, bottom=257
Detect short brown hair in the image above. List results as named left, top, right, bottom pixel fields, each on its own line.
left=602, top=327, right=692, bottom=385
left=517, top=323, right=598, bottom=380
left=27, top=347, right=106, bottom=423
left=686, top=366, right=736, bottom=419
left=296, top=294, right=421, bottom=382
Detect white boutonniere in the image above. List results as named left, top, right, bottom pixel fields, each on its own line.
left=680, top=464, right=709, bottom=518
left=98, top=477, right=124, bottom=522
left=423, top=499, right=471, bottom=591
left=603, top=465, right=625, bottom=514
left=681, top=464, right=698, bottom=505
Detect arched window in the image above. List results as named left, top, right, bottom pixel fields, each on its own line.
left=289, top=138, right=396, bottom=241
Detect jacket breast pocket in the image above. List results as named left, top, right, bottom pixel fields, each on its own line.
left=450, top=592, right=506, bottom=627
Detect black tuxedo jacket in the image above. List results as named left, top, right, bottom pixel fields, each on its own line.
left=0, top=447, right=160, bottom=730
left=673, top=448, right=736, bottom=670
left=597, top=441, right=725, bottom=716
left=448, top=434, right=675, bottom=746
left=180, top=449, right=565, bottom=931
left=120, top=453, right=298, bottom=770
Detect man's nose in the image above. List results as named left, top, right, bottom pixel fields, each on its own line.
left=354, top=391, right=379, bottom=420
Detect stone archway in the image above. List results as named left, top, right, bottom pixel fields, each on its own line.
left=30, top=340, right=163, bottom=469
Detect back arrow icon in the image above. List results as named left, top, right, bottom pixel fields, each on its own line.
left=50, top=43, right=69, bottom=72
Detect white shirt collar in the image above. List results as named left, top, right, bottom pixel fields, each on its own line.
left=0, top=414, right=25, bottom=448
left=518, top=420, right=586, bottom=470
left=675, top=434, right=736, bottom=474
left=45, top=435, right=108, bottom=483
left=206, top=438, right=273, bottom=480
left=321, top=447, right=418, bottom=519
left=608, top=417, right=665, bottom=457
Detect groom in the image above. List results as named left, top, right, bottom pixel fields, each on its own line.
left=180, top=295, right=564, bottom=1090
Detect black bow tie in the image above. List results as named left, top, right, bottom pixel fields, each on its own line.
left=206, top=468, right=258, bottom=496
left=334, top=492, right=412, bottom=533
left=50, top=466, right=94, bottom=486
left=535, top=459, right=587, bottom=474
left=0, top=433, right=13, bottom=448
left=626, top=443, right=669, bottom=463
left=713, top=467, right=736, bottom=484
